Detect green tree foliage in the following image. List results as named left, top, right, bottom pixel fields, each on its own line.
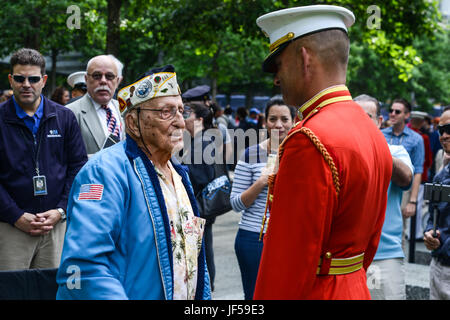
left=348, top=29, right=449, bottom=110
left=0, top=0, right=446, bottom=108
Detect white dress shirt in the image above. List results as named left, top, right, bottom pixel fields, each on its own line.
left=88, top=94, right=123, bottom=140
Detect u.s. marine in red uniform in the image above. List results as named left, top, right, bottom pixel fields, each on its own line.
left=253, top=6, right=392, bottom=299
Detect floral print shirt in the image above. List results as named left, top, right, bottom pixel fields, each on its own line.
left=155, top=161, right=205, bottom=300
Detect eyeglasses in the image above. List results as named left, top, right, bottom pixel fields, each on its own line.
left=139, top=105, right=185, bottom=121
left=12, top=75, right=42, bottom=84
left=87, top=72, right=117, bottom=81
left=438, top=124, right=450, bottom=136
left=389, top=108, right=402, bottom=115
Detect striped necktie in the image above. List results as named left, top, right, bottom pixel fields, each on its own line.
left=101, top=104, right=120, bottom=138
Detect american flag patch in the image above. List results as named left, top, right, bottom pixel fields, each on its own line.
left=78, top=184, right=104, bottom=200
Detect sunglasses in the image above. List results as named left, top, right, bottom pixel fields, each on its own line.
left=389, top=109, right=402, bottom=115
left=87, top=72, right=117, bottom=81
left=12, top=75, right=42, bottom=84
left=438, top=123, right=450, bottom=136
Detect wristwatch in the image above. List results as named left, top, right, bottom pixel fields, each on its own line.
left=57, top=208, right=66, bottom=221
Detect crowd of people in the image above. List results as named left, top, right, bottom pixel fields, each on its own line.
left=0, top=4, right=448, bottom=301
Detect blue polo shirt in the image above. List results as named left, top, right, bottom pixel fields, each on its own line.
left=374, top=145, right=414, bottom=260
left=13, top=95, right=44, bottom=135
left=382, top=125, right=425, bottom=174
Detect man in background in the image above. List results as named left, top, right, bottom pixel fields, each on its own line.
left=423, top=107, right=450, bottom=299
left=381, top=99, right=425, bottom=249
left=67, top=71, right=87, bottom=104
left=0, top=48, right=87, bottom=270
left=355, top=94, right=413, bottom=299
left=67, top=55, right=124, bottom=157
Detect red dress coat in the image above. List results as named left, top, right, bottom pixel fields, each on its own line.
left=253, top=86, right=392, bottom=300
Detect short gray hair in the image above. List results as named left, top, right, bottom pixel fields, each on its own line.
left=107, top=54, right=123, bottom=78
left=354, top=94, right=381, bottom=117
left=86, top=55, right=119, bottom=75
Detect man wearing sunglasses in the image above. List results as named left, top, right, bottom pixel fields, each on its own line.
left=67, top=55, right=124, bottom=157
left=423, top=107, right=450, bottom=299
left=381, top=99, right=425, bottom=250
left=0, top=48, right=87, bottom=271
left=355, top=94, right=413, bottom=300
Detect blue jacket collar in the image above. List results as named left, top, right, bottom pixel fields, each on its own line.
left=124, top=135, right=208, bottom=299
left=13, top=95, right=44, bottom=119
left=125, top=135, right=200, bottom=216
left=3, top=95, right=56, bottom=123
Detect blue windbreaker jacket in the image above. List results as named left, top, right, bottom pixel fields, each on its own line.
left=56, top=137, right=211, bottom=299
left=0, top=97, right=87, bottom=225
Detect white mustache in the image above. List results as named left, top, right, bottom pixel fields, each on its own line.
left=170, top=129, right=184, bottom=139
left=94, top=86, right=111, bottom=94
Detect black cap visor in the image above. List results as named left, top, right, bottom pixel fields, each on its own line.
left=262, top=28, right=348, bottom=73
left=262, top=41, right=291, bottom=74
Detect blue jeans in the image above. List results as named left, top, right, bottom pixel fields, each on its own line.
left=204, top=223, right=215, bottom=291
left=234, top=229, right=264, bottom=300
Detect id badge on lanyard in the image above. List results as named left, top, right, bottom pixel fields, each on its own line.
left=32, top=132, right=47, bottom=196
left=33, top=174, right=47, bottom=196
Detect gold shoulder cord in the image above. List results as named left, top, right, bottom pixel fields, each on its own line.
left=298, top=127, right=341, bottom=196
left=259, top=127, right=340, bottom=240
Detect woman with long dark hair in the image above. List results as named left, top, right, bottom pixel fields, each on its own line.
left=182, top=102, right=225, bottom=292
left=230, top=98, right=295, bottom=299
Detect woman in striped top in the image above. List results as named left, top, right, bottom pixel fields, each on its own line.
left=230, top=98, right=295, bottom=299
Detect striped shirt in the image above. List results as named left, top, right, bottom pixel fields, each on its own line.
left=230, top=143, right=271, bottom=234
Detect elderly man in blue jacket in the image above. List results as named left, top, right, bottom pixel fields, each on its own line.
left=0, top=48, right=87, bottom=270
left=56, top=65, right=211, bottom=300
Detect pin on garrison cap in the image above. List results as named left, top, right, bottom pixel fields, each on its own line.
left=182, top=85, right=211, bottom=102
left=67, top=71, right=86, bottom=88
left=256, top=5, right=355, bottom=73
left=117, top=64, right=181, bottom=116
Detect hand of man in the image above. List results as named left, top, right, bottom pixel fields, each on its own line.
left=423, top=229, right=441, bottom=251
left=14, top=212, right=48, bottom=236
left=402, top=202, right=416, bottom=218
left=32, top=209, right=62, bottom=229
left=443, top=152, right=450, bottom=167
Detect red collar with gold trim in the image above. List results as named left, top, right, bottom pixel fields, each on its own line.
left=296, top=85, right=352, bottom=122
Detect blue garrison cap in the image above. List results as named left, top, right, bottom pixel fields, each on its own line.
left=250, top=108, right=260, bottom=115
left=182, top=85, right=211, bottom=102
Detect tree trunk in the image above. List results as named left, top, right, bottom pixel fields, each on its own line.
left=210, top=43, right=222, bottom=102
left=106, top=0, right=121, bottom=56
left=25, top=9, right=41, bottom=50
left=50, top=48, right=58, bottom=96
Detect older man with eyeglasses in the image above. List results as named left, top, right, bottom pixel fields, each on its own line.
left=67, top=55, right=124, bottom=157
left=56, top=65, right=211, bottom=300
